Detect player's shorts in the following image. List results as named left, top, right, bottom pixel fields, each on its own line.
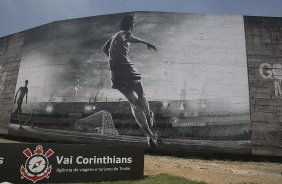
left=110, top=64, right=141, bottom=90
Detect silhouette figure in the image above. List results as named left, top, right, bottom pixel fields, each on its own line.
left=14, top=80, right=28, bottom=128
left=102, top=15, right=158, bottom=147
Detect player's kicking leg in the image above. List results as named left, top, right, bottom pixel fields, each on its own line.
left=129, top=103, right=158, bottom=148
left=134, top=83, right=155, bottom=128
left=118, top=86, right=158, bottom=148
left=18, top=103, right=23, bottom=128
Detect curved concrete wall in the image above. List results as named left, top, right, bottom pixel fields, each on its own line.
left=0, top=12, right=281, bottom=156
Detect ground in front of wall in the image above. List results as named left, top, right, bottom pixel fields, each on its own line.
left=46, top=174, right=206, bottom=184
left=144, top=155, right=282, bottom=184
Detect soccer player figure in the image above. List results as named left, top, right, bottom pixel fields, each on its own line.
left=102, top=15, right=158, bottom=147
left=14, top=80, right=28, bottom=128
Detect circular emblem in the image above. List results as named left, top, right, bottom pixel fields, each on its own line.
left=25, top=154, right=48, bottom=175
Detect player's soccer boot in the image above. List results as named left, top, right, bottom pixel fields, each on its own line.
left=147, top=135, right=158, bottom=148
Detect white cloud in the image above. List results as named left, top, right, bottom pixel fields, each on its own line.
left=1, top=0, right=282, bottom=37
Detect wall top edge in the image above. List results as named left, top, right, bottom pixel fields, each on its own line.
left=1, top=11, right=282, bottom=39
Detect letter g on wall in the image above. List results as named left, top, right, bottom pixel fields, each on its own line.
left=259, top=63, right=282, bottom=80
left=259, top=62, right=282, bottom=97
left=259, top=63, right=272, bottom=79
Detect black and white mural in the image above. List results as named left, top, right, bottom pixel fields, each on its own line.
left=9, top=12, right=251, bottom=149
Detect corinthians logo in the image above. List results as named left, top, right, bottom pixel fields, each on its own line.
left=20, top=145, right=54, bottom=183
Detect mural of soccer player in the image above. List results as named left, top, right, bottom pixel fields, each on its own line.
left=14, top=80, right=29, bottom=127
left=102, top=15, right=158, bottom=147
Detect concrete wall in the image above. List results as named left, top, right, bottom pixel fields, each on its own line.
left=0, top=33, right=24, bottom=133
left=4, top=12, right=282, bottom=156
left=244, top=16, right=282, bottom=156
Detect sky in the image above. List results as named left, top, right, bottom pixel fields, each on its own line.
left=0, top=0, right=281, bottom=37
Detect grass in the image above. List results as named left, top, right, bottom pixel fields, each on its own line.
left=46, top=174, right=206, bottom=184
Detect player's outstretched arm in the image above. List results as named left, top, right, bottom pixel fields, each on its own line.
left=127, top=35, right=157, bottom=51
left=102, top=38, right=112, bottom=57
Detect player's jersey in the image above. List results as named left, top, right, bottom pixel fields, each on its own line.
left=16, top=86, right=28, bottom=104
left=109, top=31, right=132, bottom=69
left=103, top=30, right=141, bottom=89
